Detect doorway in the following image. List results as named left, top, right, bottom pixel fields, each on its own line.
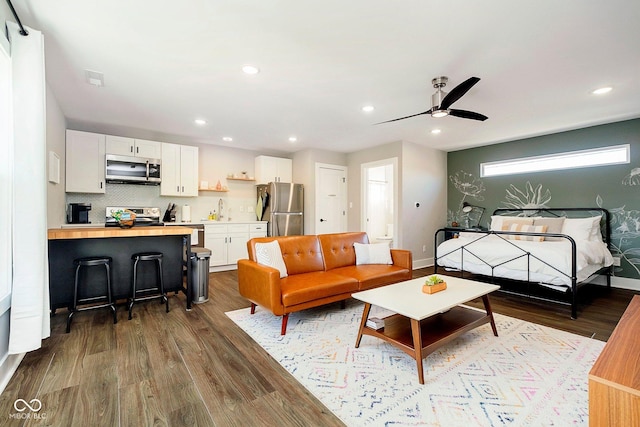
left=361, top=158, right=397, bottom=247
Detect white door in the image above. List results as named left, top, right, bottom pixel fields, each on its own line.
left=315, top=163, right=347, bottom=234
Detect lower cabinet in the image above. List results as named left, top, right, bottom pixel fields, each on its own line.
left=205, top=223, right=266, bottom=270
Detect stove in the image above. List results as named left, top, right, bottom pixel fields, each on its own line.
left=105, top=206, right=163, bottom=227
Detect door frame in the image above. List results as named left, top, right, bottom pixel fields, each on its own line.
left=361, top=157, right=399, bottom=246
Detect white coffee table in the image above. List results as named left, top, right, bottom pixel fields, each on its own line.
left=353, top=275, right=500, bottom=384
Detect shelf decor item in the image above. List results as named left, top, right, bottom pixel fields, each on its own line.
left=422, top=275, right=447, bottom=294
left=111, top=209, right=136, bottom=228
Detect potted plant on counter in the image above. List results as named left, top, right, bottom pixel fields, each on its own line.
left=422, top=275, right=447, bottom=294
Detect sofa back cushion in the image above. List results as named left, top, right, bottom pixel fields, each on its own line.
left=247, top=235, right=325, bottom=275
left=318, top=232, right=369, bottom=271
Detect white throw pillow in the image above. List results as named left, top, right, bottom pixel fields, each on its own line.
left=533, top=217, right=566, bottom=241
left=255, top=241, right=288, bottom=278
left=354, top=242, right=392, bottom=265
left=561, top=216, right=602, bottom=242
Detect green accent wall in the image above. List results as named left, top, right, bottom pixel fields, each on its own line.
left=447, top=118, right=640, bottom=279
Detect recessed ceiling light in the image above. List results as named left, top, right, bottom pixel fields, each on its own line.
left=431, top=129, right=442, bottom=134
left=362, top=105, right=375, bottom=113
left=242, top=65, right=260, bottom=75
left=194, top=119, right=207, bottom=126
left=592, top=86, right=612, bottom=95
left=288, top=136, right=298, bottom=143
left=222, top=137, right=233, bottom=142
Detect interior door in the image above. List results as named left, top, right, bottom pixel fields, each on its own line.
left=316, top=164, right=347, bottom=234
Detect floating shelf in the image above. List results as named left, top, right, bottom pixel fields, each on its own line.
left=227, top=177, right=255, bottom=181
left=198, top=188, right=229, bottom=192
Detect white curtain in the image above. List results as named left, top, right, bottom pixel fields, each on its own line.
left=7, top=22, right=50, bottom=354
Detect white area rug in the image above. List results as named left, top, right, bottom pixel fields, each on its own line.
left=226, top=300, right=604, bottom=426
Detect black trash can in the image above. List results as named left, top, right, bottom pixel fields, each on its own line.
left=190, top=247, right=211, bottom=304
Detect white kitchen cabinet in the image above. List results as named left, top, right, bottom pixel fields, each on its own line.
left=105, top=135, right=162, bottom=158
left=204, top=223, right=255, bottom=269
left=249, top=223, right=267, bottom=238
left=255, top=155, right=292, bottom=183
left=65, top=130, right=106, bottom=193
left=161, top=142, right=199, bottom=197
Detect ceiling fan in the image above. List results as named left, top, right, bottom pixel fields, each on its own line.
left=377, top=76, right=488, bottom=124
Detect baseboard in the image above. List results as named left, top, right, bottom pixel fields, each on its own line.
left=0, top=353, right=25, bottom=394
left=413, top=257, right=433, bottom=270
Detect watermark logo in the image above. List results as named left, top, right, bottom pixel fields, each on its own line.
left=9, top=398, right=46, bottom=420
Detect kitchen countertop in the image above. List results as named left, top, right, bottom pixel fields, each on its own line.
left=165, top=220, right=267, bottom=225
left=48, top=225, right=192, bottom=240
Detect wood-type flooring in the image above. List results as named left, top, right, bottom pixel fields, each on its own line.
left=0, top=268, right=637, bottom=426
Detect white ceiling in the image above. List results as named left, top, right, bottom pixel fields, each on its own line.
left=13, top=0, right=640, bottom=153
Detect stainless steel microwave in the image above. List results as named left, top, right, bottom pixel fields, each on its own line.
left=105, top=154, right=161, bottom=185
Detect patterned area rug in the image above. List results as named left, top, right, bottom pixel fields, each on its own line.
left=226, top=300, right=604, bottom=426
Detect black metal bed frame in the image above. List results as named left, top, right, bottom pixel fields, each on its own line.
left=434, top=207, right=612, bottom=319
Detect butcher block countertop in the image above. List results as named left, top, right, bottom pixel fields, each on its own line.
left=48, top=225, right=192, bottom=240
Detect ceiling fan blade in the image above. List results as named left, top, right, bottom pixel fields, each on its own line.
left=439, top=77, right=480, bottom=110
left=374, top=110, right=432, bottom=125
left=449, top=109, right=488, bottom=121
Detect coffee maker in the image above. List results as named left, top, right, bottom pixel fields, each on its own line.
left=67, top=203, right=92, bottom=224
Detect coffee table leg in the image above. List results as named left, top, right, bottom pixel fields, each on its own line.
left=482, top=295, right=498, bottom=337
left=355, top=303, right=372, bottom=348
left=410, top=319, right=425, bottom=385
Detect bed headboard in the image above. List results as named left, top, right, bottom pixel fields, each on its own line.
left=491, top=207, right=611, bottom=246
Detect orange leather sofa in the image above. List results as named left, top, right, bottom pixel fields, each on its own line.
left=237, top=232, right=412, bottom=334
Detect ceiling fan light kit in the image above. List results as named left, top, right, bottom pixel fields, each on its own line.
left=377, top=75, right=488, bottom=124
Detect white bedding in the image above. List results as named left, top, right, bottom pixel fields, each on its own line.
left=436, top=233, right=614, bottom=289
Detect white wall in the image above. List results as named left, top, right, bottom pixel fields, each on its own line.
left=347, top=140, right=447, bottom=268
left=46, top=85, right=67, bottom=227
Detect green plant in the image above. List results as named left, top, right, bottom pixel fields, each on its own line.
left=425, top=275, right=445, bottom=286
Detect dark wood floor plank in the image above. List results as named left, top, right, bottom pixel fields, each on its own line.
left=3, top=267, right=636, bottom=427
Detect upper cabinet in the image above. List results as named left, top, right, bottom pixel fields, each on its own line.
left=105, top=135, right=162, bottom=159
left=66, top=130, right=106, bottom=193
left=161, top=143, right=199, bottom=197
left=255, top=155, right=292, bottom=184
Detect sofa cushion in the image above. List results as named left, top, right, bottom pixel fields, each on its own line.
left=255, top=241, right=288, bottom=278
left=248, top=235, right=325, bottom=275
left=353, top=242, right=392, bottom=265
left=280, top=271, right=359, bottom=306
left=331, top=265, right=411, bottom=291
left=318, top=232, right=369, bottom=271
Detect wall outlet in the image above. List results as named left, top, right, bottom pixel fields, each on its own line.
left=612, top=256, right=621, bottom=266
left=239, top=205, right=245, bottom=213
left=422, top=245, right=427, bottom=252
left=247, top=205, right=254, bottom=213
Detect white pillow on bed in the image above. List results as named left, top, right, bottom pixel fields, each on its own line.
left=354, top=242, right=392, bottom=265
left=255, top=241, right=288, bottom=278
left=533, top=217, right=566, bottom=241
left=561, top=216, right=602, bottom=242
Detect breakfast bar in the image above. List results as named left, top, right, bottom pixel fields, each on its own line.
left=48, top=226, right=194, bottom=312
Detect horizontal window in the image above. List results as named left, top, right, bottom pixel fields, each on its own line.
left=480, top=144, right=630, bottom=177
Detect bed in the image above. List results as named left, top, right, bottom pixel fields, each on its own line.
left=434, top=207, right=614, bottom=318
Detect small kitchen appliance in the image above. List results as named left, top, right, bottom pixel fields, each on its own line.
left=67, top=203, right=92, bottom=224
left=105, top=206, right=162, bottom=227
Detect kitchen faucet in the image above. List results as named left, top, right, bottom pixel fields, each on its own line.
left=218, top=198, right=224, bottom=221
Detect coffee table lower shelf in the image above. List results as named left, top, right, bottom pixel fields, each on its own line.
left=355, top=304, right=496, bottom=384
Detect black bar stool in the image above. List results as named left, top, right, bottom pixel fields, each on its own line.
left=128, top=252, right=169, bottom=319
left=67, top=256, right=117, bottom=333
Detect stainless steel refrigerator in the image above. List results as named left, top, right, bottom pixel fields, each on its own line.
left=257, top=182, right=304, bottom=236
